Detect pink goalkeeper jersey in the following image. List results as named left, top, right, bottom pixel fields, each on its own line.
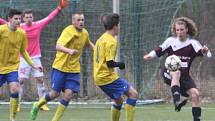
left=0, top=18, right=7, bottom=25
left=20, top=8, right=60, bottom=58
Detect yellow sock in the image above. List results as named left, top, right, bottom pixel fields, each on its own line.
left=125, top=104, right=135, bottom=121
left=111, top=107, right=121, bottom=121
left=37, top=96, right=47, bottom=107
left=9, top=97, right=18, bottom=120
left=52, top=104, right=66, bottom=121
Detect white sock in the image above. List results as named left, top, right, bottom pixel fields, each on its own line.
left=19, top=84, right=24, bottom=102
left=37, top=83, right=46, bottom=99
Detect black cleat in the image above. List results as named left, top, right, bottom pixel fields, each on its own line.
left=175, top=99, right=188, bottom=112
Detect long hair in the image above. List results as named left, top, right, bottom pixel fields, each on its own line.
left=171, top=17, right=198, bottom=37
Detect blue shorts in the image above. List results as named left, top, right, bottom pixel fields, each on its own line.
left=51, top=68, right=80, bottom=93
left=99, top=78, right=130, bottom=100
left=0, top=71, right=18, bottom=87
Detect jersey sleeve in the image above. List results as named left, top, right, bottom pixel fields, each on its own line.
left=20, top=32, right=33, bottom=65
left=36, top=8, right=60, bottom=30
left=105, top=42, right=117, bottom=61
left=57, top=27, right=74, bottom=46
left=192, top=40, right=204, bottom=56
left=154, top=37, right=171, bottom=57
left=0, top=18, right=7, bottom=25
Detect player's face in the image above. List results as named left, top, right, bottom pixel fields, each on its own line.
left=175, top=24, right=188, bottom=41
left=9, top=15, right=21, bottom=29
left=72, top=14, right=84, bottom=31
left=23, top=13, right=33, bottom=25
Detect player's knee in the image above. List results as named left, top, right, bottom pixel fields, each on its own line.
left=190, top=91, right=200, bottom=102
left=50, top=91, right=60, bottom=99
left=10, top=85, right=19, bottom=93
left=0, top=90, right=3, bottom=97
left=129, top=89, right=138, bottom=99
left=64, top=93, right=73, bottom=101
left=19, top=78, right=25, bottom=85
left=171, top=70, right=181, bottom=78
left=114, top=97, right=124, bottom=105
left=132, top=90, right=138, bottom=99
left=36, top=77, right=44, bottom=83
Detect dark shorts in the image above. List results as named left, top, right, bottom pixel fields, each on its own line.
left=99, top=78, right=130, bottom=100
left=163, top=69, right=196, bottom=97
left=51, top=68, right=80, bottom=93
left=0, top=71, right=18, bottom=87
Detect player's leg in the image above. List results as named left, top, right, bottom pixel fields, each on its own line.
left=124, top=86, right=138, bottom=121
left=35, top=76, right=50, bottom=111
left=99, top=78, right=134, bottom=121
left=35, top=77, right=45, bottom=99
left=184, top=77, right=201, bottom=121
left=0, top=86, right=3, bottom=97
left=18, top=58, right=31, bottom=112
left=187, top=88, right=201, bottom=121
left=52, top=89, right=73, bottom=121
left=164, top=70, right=188, bottom=111
left=111, top=97, right=124, bottom=121
left=51, top=73, right=80, bottom=121
left=7, top=72, right=20, bottom=121
left=170, top=70, right=181, bottom=107
left=31, top=89, right=60, bottom=120
left=17, top=77, right=26, bottom=112
left=32, top=58, right=50, bottom=111
left=30, top=68, right=63, bottom=120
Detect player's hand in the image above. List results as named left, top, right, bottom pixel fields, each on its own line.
left=118, top=62, right=125, bottom=70
left=68, top=49, right=78, bottom=55
left=201, top=45, right=209, bottom=54
left=32, top=64, right=43, bottom=72
left=143, top=54, right=153, bottom=61
left=58, top=0, right=69, bottom=10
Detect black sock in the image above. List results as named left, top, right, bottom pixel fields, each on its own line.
left=192, top=107, right=201, bottom=121
left=171, top=85, right=180, bottom=104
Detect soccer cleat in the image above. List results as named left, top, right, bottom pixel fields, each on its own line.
left=40, top=104, right=50, bottom=111
left=175, top=99, right=188, bottom=112
left=17, top=104, right=20, bottom=112
left=30, top=102, right=40, bottom=120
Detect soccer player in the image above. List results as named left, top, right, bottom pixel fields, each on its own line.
left=94, top=13, right=138, bottom=121
left=0, top=9, right=42, bottom=121
left=144, top=17, right=212, bottom=121
left=0, top=0, right=68, bottom=112
left=30, top=12, right=94, bottom=121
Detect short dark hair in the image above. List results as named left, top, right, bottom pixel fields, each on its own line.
left=23, top=9, right=33, bottom=15
left=102, top=13, right=119, bottom=30
left=72, top=12, right=84, bottom=21
left=8, top=9, right=22, bottom=18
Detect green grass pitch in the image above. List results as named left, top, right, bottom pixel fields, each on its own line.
left=0, top=103, right=214, bottom=121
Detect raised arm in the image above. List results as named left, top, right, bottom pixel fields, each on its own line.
left=144, top=37, right=172, bottom=61
left=37, top=0, right=69, bottom=29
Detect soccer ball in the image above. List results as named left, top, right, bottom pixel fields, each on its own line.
left=165, top=55, right=181, bottom=71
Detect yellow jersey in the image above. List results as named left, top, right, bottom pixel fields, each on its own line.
left=93, top=32, right=119, bottom=86
left=0, top=24, right=28, bottom=74
left=52, top=25, right=90, bottom=73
